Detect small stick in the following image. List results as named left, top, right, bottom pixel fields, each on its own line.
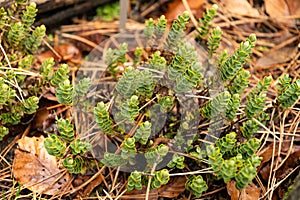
left=119, top=0, right=128, bottom=31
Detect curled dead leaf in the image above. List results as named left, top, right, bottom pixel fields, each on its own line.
left=13, top=136, right=70, bottom=195
left=256, top=45, right=298, bottom=67
left=227, top=180, right=261, bottom=200
left=158, top=176, right=187, bottom=198
left=166, top=0, right=205, bottom=21
left=222, top=0, right=260, bottom=17
left=265, top=0, right=300, bottom=26
left=123, top=186, right=158, bottom=200
left=37, top=43, right=82, bottom=63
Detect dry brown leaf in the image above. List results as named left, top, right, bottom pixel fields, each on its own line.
left=222, top=0, right=260, bottom=17
left=286, top=0, right=300, bottom=15
left=122, top=186, right=158, bottom=200
left=13, top=136, right=70, bottom=195
left=227, top=181, right=261, bottom=200
left=256, top=45, right=298, bottom=67
left=158, top=176, right=187, bottom=198
left=265, top=0, right=300, bottom=26
left=166, top=0, right=206, bottom=21
left=37, top=43, right=82, bottom=63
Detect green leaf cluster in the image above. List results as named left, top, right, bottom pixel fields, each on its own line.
left=185, top=175, right=208, bottom=197
left=197, top=4, right=218, bottom=40
left=44, top=117, right=92, bottom=174
left=207, top=133, right=262, bottom=189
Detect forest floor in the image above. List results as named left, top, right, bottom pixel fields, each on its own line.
left=0, top=0, right=300, bottom=199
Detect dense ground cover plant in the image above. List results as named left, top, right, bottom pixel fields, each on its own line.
left=2, top=0, right=299, bottom=198
left=0, top=0, right=46, bottom=140
left=84, top=6, right=299, bottom=197
left=42, top=5, right=300, bottom=198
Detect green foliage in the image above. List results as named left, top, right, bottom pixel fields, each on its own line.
left=155, top=15, right=167, bottom=39
left=189, top=146, right=205, bottom=160
left=145, top=144, right=169, bottom=164
left=127, top=171, right=142, bottom=191
left=70, top=139, right=91, bottom=156
left=134, top=121, right=151, bottom=145
left=21, top=2, right=37, bottom=27
left=0, top=111, right=21, bottom=125
left=235, top=163, right=257, bottom=189
left=40, top=58, right=55, bottom=82
left=277, top=74, right=292, bottom=95
left=0, top=126, right=9, bottom=141
left=219, top=34, right=256, bottom=81
left=101, top=152, right=127, bottom=167
left=228, top=69, right=251, bottom=95
left=185, top=175, right=208, bottom=197
left=0, top=7, right=7, bottom=29
left=94, top=102, right=114, bottom=134
left=117, top=95, right=139, bottom=123
left=91, top=8, right=300, bottom=194
left=207, top=26, right=222, bottom=57
left=22, top=96, right=39, bottom=114
left=0, top=77, right=16, bottom=109
left=200, top=91, right=231, bottom=118
left=105, top=43, right=128, bottom=76
left=215, top=132, right=237, bottom=154
left=96, top=1, right=119, bottom=21
left=56, top=79, right=74, bottom=105
left=62, top=156, right=86, bottom=174
left=231, top=138, right=261, bottom=158
left=167, top=153, right=185, bottom=169
left=44, top=135, right=66, bottom=158
left=115, top=66, right=139, bottom=99
left=240, top=118, right=259, bottom=138
left=245, top=76, right=272, bottom=118
left=75, top=78, right=92, bottom=99
left=133, top=47, right=143, bottom=66
left=166, top=11, right=190, bottom=49
left=57, top=118, right=74, bottom=143
left=157, top=95, right=174, bottom=112
left=197, top=4, right=218, bottom=40
left=45, top=117, right=93, bottom=174
left=144, top=18, right=155, bottom=40
left=137, top=70, right=154, bottom=98
left=148, top=51, right=167, bottom=71
left=50, top=64, right=69, bottom=87
left=8, top=22, right=25, bottom=47
left=207, top=145, right=223, bottom=178
left=151, top=169, right=170, bottom=189
left=226, top=94, right=240, bottom=120
left=277, top=78, right=300, bottom=108
left=121, top=137, right=137, bottom=160
left=168, top=40, right=203, bottom=93
left=24, top=25, right=46, bottom=54
left=207, top=133, right=262, bottom=189
left=221, top=157, right=239, bottom=183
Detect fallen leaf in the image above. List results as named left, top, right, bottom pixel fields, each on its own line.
left=256, top=45, right=298, bottom=67
left=13, top=136, right=70, bottom=195
left=166, top=0, right=206, bottom=21
left=227, top=181, right=261, bottom=200
left=37, top=43, right=82, bottom=63
left=265, top=0, right=300, bottom=26
left=258, top=142, right=300, bottom=181
left=158, top=176, right=187, bottom=198
left=227, top=180, right=239, bottom=200
left=286, top=0, right=300, bottom=16
left=42, top=92, right=57, bottom=102
left=222, top=0, right=260, bottom=17
left=123, top=186, right=158, bottom=200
